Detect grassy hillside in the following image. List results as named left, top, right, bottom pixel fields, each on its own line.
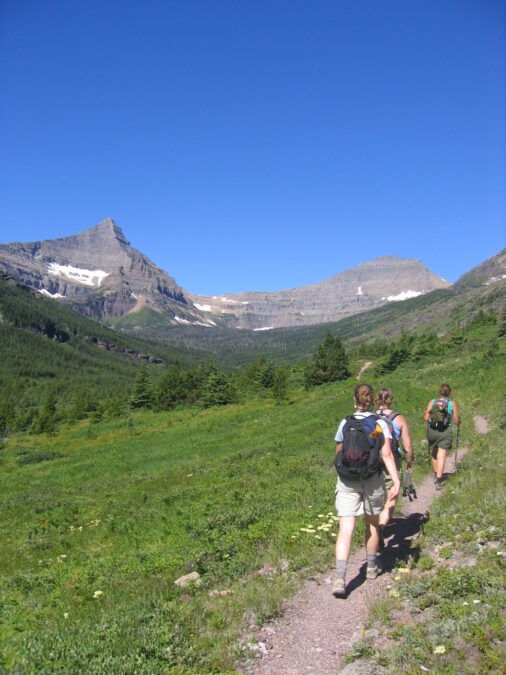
left=0, top=317, right=504, bottom=672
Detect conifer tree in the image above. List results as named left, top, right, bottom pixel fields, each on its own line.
left=131, top=363, right=153, bottom=409
left=304, top=331, right=350, bottom=387
left=272, top=366, right=289, bottom=403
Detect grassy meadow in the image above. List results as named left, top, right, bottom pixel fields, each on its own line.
left=0, top=320, right=505, bottom=672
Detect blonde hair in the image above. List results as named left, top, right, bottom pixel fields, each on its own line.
left=375, top=388, right=393, bottom=407
left=354, top=383, right=374, bottom=410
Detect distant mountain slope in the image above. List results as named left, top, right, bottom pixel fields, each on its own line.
left=453, top=248, right=506, bottom=290
left=190, top=255, right=449, bottom=329
left=162, top=250, right=506, bottom=369
left=0, top=218, right=216, bottom=327
left=0, top=219, right=449, bottom=332
left=0, top=275, right=206, bottom=395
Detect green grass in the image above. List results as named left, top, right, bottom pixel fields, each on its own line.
left=362, top=389, right=506, bottom=673
left=0, top=322, right=504, bottom=672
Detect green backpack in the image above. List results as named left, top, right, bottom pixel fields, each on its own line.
left=429, top=398, right=452, bottom=431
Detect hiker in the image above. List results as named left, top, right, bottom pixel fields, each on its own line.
left=332, top=383, right=400, bottom=597
left=375, top=388, right=414, bottom=550
left=424, top=384, right=460, bottom=490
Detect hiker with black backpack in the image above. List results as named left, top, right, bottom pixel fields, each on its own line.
left=375, top=388, right=414, bottom=550
left=424, top=384, right=460, bottom=490
left=332, top=384, right=400, bottom=597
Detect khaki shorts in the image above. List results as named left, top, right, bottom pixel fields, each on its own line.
left=335, top=472, right=386, bottom=517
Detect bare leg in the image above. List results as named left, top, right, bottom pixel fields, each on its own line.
left=365, top=514, right=380, bottom=555
left=436, top=447, right=446, bottom=479
left=336, top=516, right=356, bottom=561
left=431, top=447, right=438, bottom=474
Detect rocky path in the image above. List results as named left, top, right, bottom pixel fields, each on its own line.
left=241, top=421, right=484, bottom=674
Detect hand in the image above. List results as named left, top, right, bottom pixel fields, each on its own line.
left=388, top=483, right=400, bottom=501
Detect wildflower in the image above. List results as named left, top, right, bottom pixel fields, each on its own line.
left=433, top=645, right=446, bottom=655
left=394, top=575, right=401, bottom=581
left=63, top=612, right=69, bottom=619
left=389, top=590, right=399, bottom=598
left=473, top=599, right=481, bottom=605
left=314, top=535, right=321, bottom=539
left=93, top=590, right=103, bottom=599
left=462, top=601, right=469, bottom=606
left=318, top=514, right=325, bottom=518
left=398, top=568, right=409, bottom=574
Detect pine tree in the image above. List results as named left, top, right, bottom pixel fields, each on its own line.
left=33, top=390, right=57, bottom=434
left=304, top=331, right=350, bottom=387
left=272, top=366, right=289, bottom=404
left=130, top=364, right=153, bottom=409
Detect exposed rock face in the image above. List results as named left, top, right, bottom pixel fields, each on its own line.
left=0, top=219, right=451, bottom=330
left=190, top=256, right=450, bottom=329
left=0, top=218, right=213, bottom=325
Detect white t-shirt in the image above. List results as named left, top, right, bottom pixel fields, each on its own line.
left=335, top=411, right=392, bottom=443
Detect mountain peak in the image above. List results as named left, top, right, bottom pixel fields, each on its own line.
left=85, top=218, right=130, bottom=245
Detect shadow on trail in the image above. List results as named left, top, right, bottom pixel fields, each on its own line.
left=344, top=512, right=428, bottom=596
left=380, top=512, right=427, bottom=572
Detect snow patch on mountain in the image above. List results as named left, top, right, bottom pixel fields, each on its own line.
left=253, top=326, right=274, bottom=331
left=381, top=290, right=425, bottom=302
left=39, top=288, right=65, bottom=299
left=213, top=296, right=249, bottom=305
left=194, top=303, right=212, bottom=312
left=47, top=263, right=109, bottom=287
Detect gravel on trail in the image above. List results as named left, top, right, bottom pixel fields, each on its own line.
left=242, top=442, right=472, bottom=675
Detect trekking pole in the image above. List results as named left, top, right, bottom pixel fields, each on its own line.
left=454, top=423, right=460, bottom=473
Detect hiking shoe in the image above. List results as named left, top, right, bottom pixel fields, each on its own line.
left=435, top=478, right=444, bottom=491
left=332, top=576, right=346, bottom=597
left=366, top=562, right=382, bottom=580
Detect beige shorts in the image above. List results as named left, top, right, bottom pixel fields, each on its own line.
left=335, top=472, right=386, bottom=517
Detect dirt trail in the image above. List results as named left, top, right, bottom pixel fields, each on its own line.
left=241, top=425, right=482, bottom=674
left=356, top=362, right=372, bottom=381
left=473, top=415, right=489, bottom=435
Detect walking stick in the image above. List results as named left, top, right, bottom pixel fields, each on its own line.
left=454, top=423, right=460, bottom=473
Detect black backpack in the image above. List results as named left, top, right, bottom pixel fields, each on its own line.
left=335, top=414, right=384, bottom=479
left=377, top=411, right=401, bottom=457
left=428, top=398, right=451, bottom=431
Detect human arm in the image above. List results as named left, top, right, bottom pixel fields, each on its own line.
left=397, top=415, right=413, bottom=469
left=336, top=442, right=343, bottom=456
left=380, top=436, right=400, bottom=501
left=423, top=400, right=433, bottom=423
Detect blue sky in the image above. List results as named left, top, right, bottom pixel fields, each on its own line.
left=0, top=1, right=504, bottom=294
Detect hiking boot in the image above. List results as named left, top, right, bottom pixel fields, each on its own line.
left=366, top=561, right=382, bottom=579
left=332, top=575, right=346, bottom=597
left=435, top=478, right=444, bottom=491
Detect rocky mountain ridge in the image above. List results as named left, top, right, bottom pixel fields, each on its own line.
left=0, top=218, right=451, bottom=330
left=190, top=255, right=449, bottom=329
left=0, top=218, right=212, bottom=326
